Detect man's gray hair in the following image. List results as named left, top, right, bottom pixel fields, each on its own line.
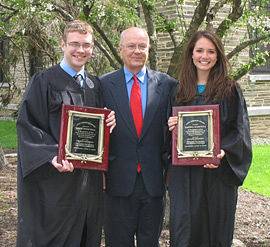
left=119, top=27, right=150, bottom=46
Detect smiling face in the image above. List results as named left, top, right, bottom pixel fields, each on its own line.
left=61, top=31, right=94, bottom=72
left=120, top=27, right=149, bottom=74
left=192, top=37, right=217, bottom=76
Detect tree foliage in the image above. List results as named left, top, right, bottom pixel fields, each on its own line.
left=0, top=0, right=269, bottom=104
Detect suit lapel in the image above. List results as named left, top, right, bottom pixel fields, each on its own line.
left=109, top=69, right=138, bottom=138
left=141, top=69, right=161, bottom=138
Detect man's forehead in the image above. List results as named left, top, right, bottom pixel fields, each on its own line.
left=123, top=27, right=148, bottom=37
left=122, top=34, right=149, bottom=44
left=66, top=31, right=93, bottom=40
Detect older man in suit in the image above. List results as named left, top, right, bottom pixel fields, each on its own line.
left=100, top=27, right=177, bottom=247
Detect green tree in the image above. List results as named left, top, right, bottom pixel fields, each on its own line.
left=0, top=0, right=269, bottom=104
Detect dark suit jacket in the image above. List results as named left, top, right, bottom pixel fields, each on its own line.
left=100, top=68, right=177, bottom=197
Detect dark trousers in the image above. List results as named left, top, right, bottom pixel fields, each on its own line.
left=104, top=174, right=164, bottom=247
left=80, top=191, right=103, bottom=247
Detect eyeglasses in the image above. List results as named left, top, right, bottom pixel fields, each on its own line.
left=122, top=44, right=149, bottom=52
left=67, top=42, right=94, bottom=50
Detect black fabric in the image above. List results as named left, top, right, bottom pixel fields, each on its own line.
left=104, top=174, right=164, bottom=247
left=16, top=64, right=104, bottom=247
left=167, top=83, right=252, bottom=247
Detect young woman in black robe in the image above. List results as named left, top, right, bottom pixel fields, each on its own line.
left=167, top=31, right=252, bottom=247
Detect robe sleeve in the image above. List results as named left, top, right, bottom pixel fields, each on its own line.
left=163, top=83, right=179, bottom=173
left=17, top=73, right=58, bottom=178
left=221, top=84, right=252, bottom=185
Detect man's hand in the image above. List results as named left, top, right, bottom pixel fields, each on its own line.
left=106, top=110, right=116, bottom=133
left=51, top=156, right=74, bottom=173
left=203, top=149, right=225, bottom=169
left=168, top=116, right=178, bottom=131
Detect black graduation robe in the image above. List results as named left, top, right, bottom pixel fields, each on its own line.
left=16, top=64, right=104, bottom=247
left=167, top=83, right=252, bottom=247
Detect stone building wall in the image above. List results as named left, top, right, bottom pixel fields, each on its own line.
left=249, top=115, right=270, bottom=138
left=243, top=78, right=270, bottom=139
left=12, top=55, right=30, bottom=103
left=0, top=54, right=29, bottom=106
left=244, top=79, right=270, bottom=107
left=0, top=52, right=30, bottom=118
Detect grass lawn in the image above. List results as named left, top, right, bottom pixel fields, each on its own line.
left=243, top=145, right=270, bottom=197
left=0, top=120, right=269, bottom=196
left=0, top=120, right=17, bottom=149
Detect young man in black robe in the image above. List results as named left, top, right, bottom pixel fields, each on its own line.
left=16, top=20, right=115, bottom=247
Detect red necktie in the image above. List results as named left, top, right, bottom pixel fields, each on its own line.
left=130, top=75, right=143, bottom=173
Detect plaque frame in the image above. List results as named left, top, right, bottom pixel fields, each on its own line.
left=58, top=104, right=110, bottom=171
left=172, top=105, right=220, bottom=166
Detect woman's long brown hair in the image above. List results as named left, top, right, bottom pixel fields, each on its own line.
left=175, top=31, right=235, bottom=104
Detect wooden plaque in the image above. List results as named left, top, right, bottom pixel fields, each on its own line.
left=58, top=104, right=110, bottom=171
left=172, top=105, right=220, bottom=166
